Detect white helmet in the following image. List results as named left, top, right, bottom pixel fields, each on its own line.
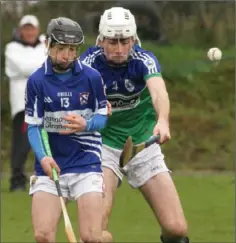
left=96, top=7, right=141, bottom=46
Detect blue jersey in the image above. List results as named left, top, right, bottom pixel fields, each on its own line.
left=80, top=45, right=162, bottom=148
left=25, top=57, right=107, bottom=175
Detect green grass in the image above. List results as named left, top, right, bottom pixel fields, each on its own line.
left=2, top=174, right=234, bottom=242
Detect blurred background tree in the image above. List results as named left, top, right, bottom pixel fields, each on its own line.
left=1, top=1, right=234, bottom=46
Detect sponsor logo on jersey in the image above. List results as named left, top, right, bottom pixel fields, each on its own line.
left=44, top=109, right=93, bottom=132
left=57, top=92, right=73, bottom=97
left=108, top=93, right=140, bottom=111
left=79, top=92, right=89, bottom=105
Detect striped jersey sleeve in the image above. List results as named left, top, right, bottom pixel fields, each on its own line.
left=92, top=74, right=108, bottom=116
left=80, top=46, right=101, bottom=67
left=25, top=76, right=44, bottom=125
left=131, top=50, right=162, bottom=81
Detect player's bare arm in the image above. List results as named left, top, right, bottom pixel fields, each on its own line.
left=146, top=76, right=171, bottom=143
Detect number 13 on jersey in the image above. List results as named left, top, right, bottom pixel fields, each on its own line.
left=61, top=97, right=70, bottom=108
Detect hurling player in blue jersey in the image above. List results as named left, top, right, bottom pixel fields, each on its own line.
left=25, top=17, right=108, bottom=243
left=63, top=7, right=190, bottom=243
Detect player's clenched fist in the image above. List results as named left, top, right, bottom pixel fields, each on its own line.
left=40, top=156, right=60, bottom=179
left=153, top=118, right=171, bottom=144
left=60, top=114, right=87, bottom=135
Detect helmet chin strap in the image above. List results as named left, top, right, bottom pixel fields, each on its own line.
left=46, top=38, right=76, bottom=72
left=49, top=52, right=74, bottom=72
left=51, top=60, right=73, bottom=72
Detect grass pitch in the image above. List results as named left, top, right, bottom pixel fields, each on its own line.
left=1, top=173, right=234, bottom=242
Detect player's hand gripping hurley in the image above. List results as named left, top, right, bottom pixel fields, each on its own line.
left=119, top=135, right=160, bottom=168
left=41, top=129, right=77, bottom=243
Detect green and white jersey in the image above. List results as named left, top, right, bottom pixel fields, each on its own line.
left=80, top=45, right=162, bottom=149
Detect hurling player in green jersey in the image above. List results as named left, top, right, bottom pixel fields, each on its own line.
left=61, top=7, right=189, bottom=243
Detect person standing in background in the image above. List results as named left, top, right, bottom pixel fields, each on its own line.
left=5, top=15, right=46, bottom=192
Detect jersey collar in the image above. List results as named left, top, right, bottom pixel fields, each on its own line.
left=44, top=57, right=83, bottom=76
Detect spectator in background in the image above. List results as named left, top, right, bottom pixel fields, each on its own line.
left=5, top=15, right=46, bottom=192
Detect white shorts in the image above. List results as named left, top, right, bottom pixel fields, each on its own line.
left=29, top=172, right=104, bottom=200
left=102, top=143, right=170, bottom=188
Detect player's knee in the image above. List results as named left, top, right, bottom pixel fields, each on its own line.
left=34, top=230, right=55, bottom=243
left=163, top=220, right=188, bottom=237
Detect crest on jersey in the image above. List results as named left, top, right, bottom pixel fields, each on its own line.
left=144, top=58, right=155, bottom=68
left=124, top=79, right=135, bottom=92
left=79, top=92, right=89, bottom=105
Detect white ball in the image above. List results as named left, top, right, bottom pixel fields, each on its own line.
left=207, top=47, right=222, bottom=61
